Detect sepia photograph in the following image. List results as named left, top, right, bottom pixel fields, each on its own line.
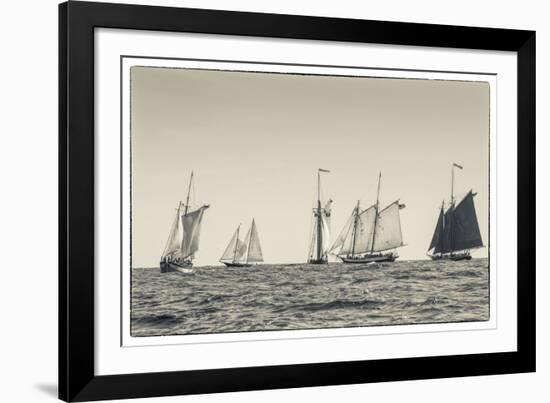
left=52, top=3, right=537, bottom=401
left=129, top=64, right=489, bottom=337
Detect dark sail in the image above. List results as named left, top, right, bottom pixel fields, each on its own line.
left=429, top=208, right=444, bottom=253
left=429, top=163, right=483, bottom=258
left=452, top=191, right=483, bottom=251
left=429, top=191, right=483, bottom=255
left=441, top=210, right=454, bottom=253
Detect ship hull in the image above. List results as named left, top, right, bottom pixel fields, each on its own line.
left=340, top=253, right=397, bottom=264
left=430, top=252, right=472, bottom=261
left=308, top=259, right=327, bottom=264
left=160, top=260, right=193, bottom=273
left=222, top=262, right=253, bottom=267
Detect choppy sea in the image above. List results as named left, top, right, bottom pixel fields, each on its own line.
left=131, top=258, right=489, bottom=337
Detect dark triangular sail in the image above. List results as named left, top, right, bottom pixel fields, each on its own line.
left=452, top=191, right=483, bottom=251
left=441, top=210, right=454, bottom=253
left=429, top=207, right=444, bottom=253
left=428, top=191, right=482, bottom=254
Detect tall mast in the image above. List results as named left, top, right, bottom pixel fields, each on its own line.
left=316, top=171, right=322, bottom=261
left=317, top=169, right=321, bottom=203
left=370, top=172, right=382, bottom=254
left=449, top=163, right=462, bottom=255
left=314, top=169, right=330, bottom=262
left=439, top=200, right=444, bottom=258
left=233, top=225, right=240, bottom=263
left=162, top=201, right=182, bottom=259
left=184, top=171, right=194, bottom=216
left=175, top=201, right=183, bottom=256
left=350, top=200, right=360, bottom=256
left=450, top=164, right=454, bottom=206
left=246, top=220, right=254, bottom=264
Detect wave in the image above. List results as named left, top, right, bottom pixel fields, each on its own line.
left=274, top=298, right=384, bottom=313
left=131, top=260, right=489, bottom=336
left=199, top=294, right=233, bottom=304
left=446, top=269, right=484, bottom=278
left=413, top=306, right=444, bottom=317
left=133, top=313, right=179, bottom=326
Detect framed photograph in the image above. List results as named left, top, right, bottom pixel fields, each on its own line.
left=59, top=1, right=535, bottom=401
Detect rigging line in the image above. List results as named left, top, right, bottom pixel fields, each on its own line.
left=319, top=177, right=325, bottom=205
left=245, top=220, right=253, bottom=264
left=161, top=203, right=180, bottom=258
left=308, top=172, right=319, bottom=260
left=370, top=172, right=382, bottom=254
left=233, top=225, right=241, bottom=263
left=192, top=175, right=197, bottom=208
left=336, top=213, right=355, bottom=255
left=184, top=171, right=193, bottom=215
left=351, top=201, right=360, bottom=256
left=307, top=209, right=315, bottom=260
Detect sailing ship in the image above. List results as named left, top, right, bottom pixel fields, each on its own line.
left=330, top=172, right=406, bottom=263
left=160, top=172, right=210, bottom=273
left=220, top=219, right=264, bottom=267
left=308, top=168, right=332, bottom=264
left=427, top=163, right=483, bottom=261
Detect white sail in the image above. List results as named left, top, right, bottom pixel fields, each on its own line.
left=220, top=222, right=262, bottom=263
left=352, top=206, right=377, bottom=254
left=338, top=212, right=358, bottom=255
left=308, top=170, right=332, bottom=262
left=321, top=200, right=332, bottom=255
left=237, top=227, right=252, bottom=263
left=162, top=205, right=182, bottom=259
left=329, top=210, right=354, bottom=254
left=220, top=228, right=240, bottom=261
left=246, top=219, right=263, bottom=263
left=320, top=214, right=330, bottom=254
left=307, top=222, right=315, bottom=261
left=309, top=208, right=332, bottom=260
left=372, top=201, right=404, bottom=252
left=232, top=238, right=248, bottom=262
left=332, top=206, right=376, bottom=255
left=181, top=205, right=208, bottom=259
left=332, top=201, right=403, bottom=256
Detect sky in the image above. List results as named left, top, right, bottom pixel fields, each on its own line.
left=130, top=66, right=489, bottom=267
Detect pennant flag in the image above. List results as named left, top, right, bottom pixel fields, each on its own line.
left=453, top=163, right=463, bottom=169
left=319, top=168, right=331, bottom=173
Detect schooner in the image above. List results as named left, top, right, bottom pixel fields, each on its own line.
left=308, top=168, right=332, bottom=264
left=330, top=172, right=406, bottom=263
left=427, top=163, right=483, bottom=261
left=220, top=219, right=264, bottom=267
left=160, top=172, right=210, bottom=273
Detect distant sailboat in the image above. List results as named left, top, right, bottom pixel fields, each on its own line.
left=308, top=168, right=332, bottom=264
left=330, top=172, right=406, bottom=263
left=160, top=172, right=210, bottom=273
left=220, top=219, right=264, bottom=267
left=427, top=163, right=483, bottom=261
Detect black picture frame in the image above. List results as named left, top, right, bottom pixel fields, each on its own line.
left=59, top=1, right=536, bottom=401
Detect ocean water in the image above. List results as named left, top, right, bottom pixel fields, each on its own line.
left=131, top=258, right=489, bottom=337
